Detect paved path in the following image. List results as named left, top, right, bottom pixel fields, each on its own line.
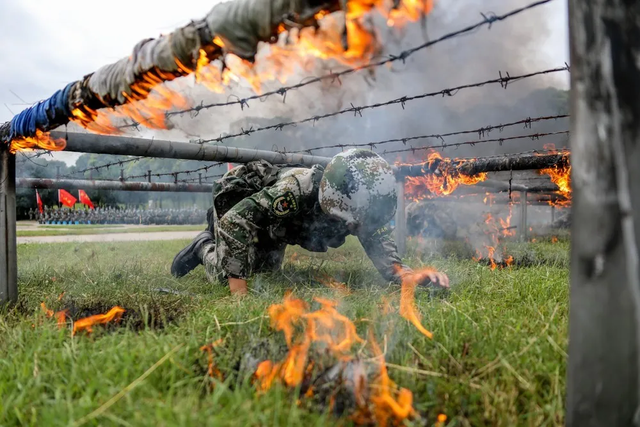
left=18, top=231, right=199, bottom=245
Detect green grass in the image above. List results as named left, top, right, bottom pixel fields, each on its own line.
left=0, top=238, right=568, bottom=426
left=16, top=225, right=205, bottom=237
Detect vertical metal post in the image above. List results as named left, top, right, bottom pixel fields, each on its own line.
left=551, top=205, right=556, bottom=223
left=520, top=191, right=528, bottom=241
left=119, top=168, right=124, bottom=182
left=199, top=173, right=202, bottom=185
left=395, top=178, right=407, bottom=256
left=567, top=0, right=640, bottom=424
left=0, top=149, right=17, bottom=304
left=147, top=170, right=152, bottom=183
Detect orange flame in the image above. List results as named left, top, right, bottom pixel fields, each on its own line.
left=472, top=210, right=515, bottom=270
left=72, top=306, right=125, bottom=335
left=551, top=236, right=558, bottom=244
left=9, top=130, right=66, bottom=154
left=395, top=266, right=434, bottom=339
left=367, top=330, right=415, bottom=426
left=538, top=144, right=571, bottom=206
left=402, top=151, right=488, bottom=201
left=201, top=338, right=224, bottom=381
left=539, top=163, right=571, bottom=204
left=255, top=293, right=365, bottom=390
left=317, top=273, right=351, bottom=296
left=40, top=302, right=68, bottom=329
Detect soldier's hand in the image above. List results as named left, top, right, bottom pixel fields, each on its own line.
left=229, top=278, right=248, bottom=296
left=418, top=271, right=450, bottom=289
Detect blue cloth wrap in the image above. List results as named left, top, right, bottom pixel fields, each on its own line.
left=8, top=82, right=75, bottom=139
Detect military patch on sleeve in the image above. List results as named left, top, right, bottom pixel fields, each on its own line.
left=272, top=192, right=298, bottom=217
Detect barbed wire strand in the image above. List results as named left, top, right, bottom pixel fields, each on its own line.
left=193, top=66, right=569, bottom=145
left=167, top=0, right=556, bottom=119
left=380, top=130, right=569, bottom=157
left=289, top=114, right=569, bottom=154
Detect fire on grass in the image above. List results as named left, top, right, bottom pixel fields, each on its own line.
left=202, top=267, right=443, bottom=425
left=473, top=195, right=516, bottom=270
left=40, top=303, right=125, bottom=335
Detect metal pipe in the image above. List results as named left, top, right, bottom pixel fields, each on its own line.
left=51, top=132, right=333, bottom=167
left=0, top=150, right=17, bottom=304
left=396, top=153, right=568, bottom=177
left=17, top=178, right=213, bottom=193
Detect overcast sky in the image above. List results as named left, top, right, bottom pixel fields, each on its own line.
left=0, top=0, right=569, bottom=163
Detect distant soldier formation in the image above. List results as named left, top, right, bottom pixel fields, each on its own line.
left=30, top=206, right=206, bottom=226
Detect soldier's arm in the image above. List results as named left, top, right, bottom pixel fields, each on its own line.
left=217, top=175, right=305, bottom=281
left=359, top=227, right=450, bottom=288
left=358, top=226, right=410, bottom=283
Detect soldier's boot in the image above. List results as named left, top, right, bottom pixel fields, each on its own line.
left=171, top=231, right=214, bottom=278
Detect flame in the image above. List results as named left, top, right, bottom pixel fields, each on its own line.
left=201, top=338, right=224, bottom=381
left=472, top=210, right=515, bottom=270
left=402, top=151, right=488, bottom=201
left=72, top=306, right=125, bottom=335
left=254, top=294, right=365, bottom=389
left=538, top=145, right=572, bottom=206
left=317, top=273, right=351, bottom=296
left=551, top=236, right=558, bottom=244
left=9, top=130, right=66, bottom=153
left=367, top=330, right=415, bottom=426
left=539, top=163, right=571, bottom=201
left=395, top=266, right=435, bottom=339
left=436, top=413, right=448, bottom=426
left=40, top=302, right=68, bottom=329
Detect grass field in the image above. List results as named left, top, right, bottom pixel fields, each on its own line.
left=0, top=237, right=568, bottom=426
left=16, top=224, right=205, bottom=237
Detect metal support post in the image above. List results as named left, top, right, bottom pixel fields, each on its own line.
left=395, top=178, right=407, bottom=257
left=520, top=191, right=528, bottom=241
left=147, top=170, right=152, bottom=183
left=551, top=205, right=556, bottom=223
left=0, top=149, right=17, bottom=304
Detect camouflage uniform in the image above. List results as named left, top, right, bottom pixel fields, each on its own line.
left=199, top=159, right=407, bottom=283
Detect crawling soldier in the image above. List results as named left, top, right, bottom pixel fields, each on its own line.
left=171, top=149, right=449, bottom=295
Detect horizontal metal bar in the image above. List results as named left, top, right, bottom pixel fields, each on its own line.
left=17, top=178, right=213, bottom=193
left=396, top=153, right=568, bottom=177
left=51, top=132, right=332, bottom=167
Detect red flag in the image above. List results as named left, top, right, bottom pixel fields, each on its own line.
left=78, top=190, right=95, bottom=209
left=58, top=189, right=77, bottom=208
left=36, top=190, right=43, bottom=214
left=227, top=163, right=234, bottom=172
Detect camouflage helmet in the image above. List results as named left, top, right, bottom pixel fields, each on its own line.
left=319, top=149, right=397, bottom=232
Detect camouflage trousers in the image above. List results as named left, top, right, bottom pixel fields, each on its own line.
left=199, top=229, right=287, bottom=283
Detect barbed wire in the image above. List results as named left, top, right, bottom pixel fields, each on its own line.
left=123, top=162, right=225, bottom=181
left=167, top=0, right=555, bottom=119
left=179, top=173, right=225, bottom=183
left=192, top=66, right=569, bottom=145
left=286, top=114, right=569, bottom=154
left=60, top=156, right=145, bottom=179
left=380, top=130, right=569, bottom=157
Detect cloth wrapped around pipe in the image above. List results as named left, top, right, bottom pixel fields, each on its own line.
left=1, top=0, right=343, bottom=143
